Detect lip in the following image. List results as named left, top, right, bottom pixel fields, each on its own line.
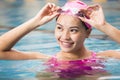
left=60, top=40, right=74, bottom=48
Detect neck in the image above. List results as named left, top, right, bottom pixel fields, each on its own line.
left=57, top=46, right=91, bottom=61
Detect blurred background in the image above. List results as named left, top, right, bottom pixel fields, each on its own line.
left=0, top=0, right=120, bottom=39
left=0, top=0, right=120, bottom=80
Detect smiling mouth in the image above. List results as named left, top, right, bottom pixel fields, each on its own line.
left=60, top=41, right=74, bottom=48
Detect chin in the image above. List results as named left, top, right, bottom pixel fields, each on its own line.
left=61, top=47, right=75, bottom=53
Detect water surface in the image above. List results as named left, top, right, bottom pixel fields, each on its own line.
left=0, top=0, right=120, bottom=80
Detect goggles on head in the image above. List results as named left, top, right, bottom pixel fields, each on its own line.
left=57, top=0, right=92, bottom=29
left=57, top=8, right=91, bottom=29
left=57, top=7, right=85, bottom=17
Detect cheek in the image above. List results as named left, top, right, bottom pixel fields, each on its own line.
left=72, top=34, right=86, bottom=43
left=72, top=35, right=81, bottom=43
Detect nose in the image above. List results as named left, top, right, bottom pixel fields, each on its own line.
left=61, top=30, right=70, bottom=40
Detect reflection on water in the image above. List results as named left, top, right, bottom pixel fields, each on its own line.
left=0, top=0, right=120, bottom=80
left=0, top=31, right=120, bottom=80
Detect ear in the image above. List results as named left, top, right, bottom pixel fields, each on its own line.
left=86, top=28, right=92, bottom=38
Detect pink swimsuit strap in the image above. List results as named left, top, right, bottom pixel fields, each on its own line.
left=45, top=51, right=106, bottom=78
left=90, top=51, right=97, bottom=59
left=46, top=51, right=98, bottom=66
left=52, top=51, right=97, bottom=60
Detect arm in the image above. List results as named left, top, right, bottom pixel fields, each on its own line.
left=0, top=3, right=60, bottom=60
left=98, top=22, right=120, bottom=43
left=97, top=50, right=120, bottom=59
left=79, top=4, right=120, bottom=43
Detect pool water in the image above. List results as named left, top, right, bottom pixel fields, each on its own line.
left=0, top=0, right=120, bottom=80
left=0, top=31, right=120, bottom=80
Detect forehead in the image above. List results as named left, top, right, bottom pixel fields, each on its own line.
left=56, top=14, right=83, bottom=27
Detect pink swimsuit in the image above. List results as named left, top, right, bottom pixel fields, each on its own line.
left=44, top=52, right=106, bottom=78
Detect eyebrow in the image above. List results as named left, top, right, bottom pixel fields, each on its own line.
left=56, top=23, right=63, bottom=27
left=69, top=26, right=80, bottom=29
left=56, top=23, right=80, bottom=29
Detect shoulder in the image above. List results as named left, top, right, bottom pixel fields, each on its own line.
left=96, top=50, right=120, bottom=59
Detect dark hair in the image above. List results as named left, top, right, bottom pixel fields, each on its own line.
left=81, top=21, right=89, bottom=30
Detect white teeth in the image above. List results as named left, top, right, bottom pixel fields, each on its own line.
left=61, top=41, right=73, bottom=48
left=63, top=42, right=68, bottom=44
left=62, top=42, right=70, bottom=44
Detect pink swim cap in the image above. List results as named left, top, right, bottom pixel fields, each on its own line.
left=59, top=0, right=91, bottom=28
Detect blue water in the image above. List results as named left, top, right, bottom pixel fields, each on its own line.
left=0, top=0, right=120, bottom=80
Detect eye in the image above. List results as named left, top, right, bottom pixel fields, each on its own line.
left=56, top=26, right=63, bottom=31
left=70, top=29, right=78, bottom=33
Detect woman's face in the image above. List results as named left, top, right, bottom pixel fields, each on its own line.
left=55, top=14, right=91, bottom=53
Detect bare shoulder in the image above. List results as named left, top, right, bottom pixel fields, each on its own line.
left=96, top=50, right=120, bottom=59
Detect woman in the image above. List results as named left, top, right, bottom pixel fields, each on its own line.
left=0, top=0, right=119, bottom=79
left=0, top=0, right=119, bottom=60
